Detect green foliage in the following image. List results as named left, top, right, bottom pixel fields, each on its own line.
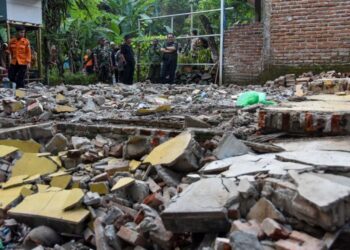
left=49, top=68, right=97, bottom=85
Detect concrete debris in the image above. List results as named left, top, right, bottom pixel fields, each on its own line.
left=213, top=134, right=249, bottom=160
left=161, top=178, right=239, bottom=233
left=1, top=72, right=350, bottom=248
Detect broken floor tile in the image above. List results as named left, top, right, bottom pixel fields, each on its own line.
left=12, top=153, right=57, bottom=177
left=161, top=178, right=239, bottom=233
left=9, top=189, right=89, bottom=234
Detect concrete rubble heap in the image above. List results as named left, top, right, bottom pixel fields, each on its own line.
left=0, top=72, right=350, bottom=249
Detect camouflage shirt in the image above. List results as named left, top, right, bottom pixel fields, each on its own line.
left=93, top=45, right=111, bottom=67
left=148, top=45, right=162, bottom=64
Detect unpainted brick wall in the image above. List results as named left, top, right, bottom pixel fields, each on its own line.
left=223, top=23, right=264, bottom=84
left=223, top=0, right=350, bottom=84
left=270, top=0, right=350, bottom=65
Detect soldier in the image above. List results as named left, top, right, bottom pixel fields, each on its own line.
left=147, top=39, right=162, bottom=83
left=93, top=37, right=112, bottom=84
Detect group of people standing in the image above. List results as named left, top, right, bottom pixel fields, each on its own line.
left=84, top=34, right=135, bottom=85
left=85, top=33, right=179, bottom=85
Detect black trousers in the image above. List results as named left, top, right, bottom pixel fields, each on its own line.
left=86, top=66, right=94, bottom=75
left=114, top=69, right=119, bottom=82
left=9, top=63, right=27, bottom=88
left=122, top=63, right=135, bottom=85
left=98, top=65, right=111, bottom=83
left=161, top=58, right=177, bottom=84
left=148, top=64, right=161, bottom=83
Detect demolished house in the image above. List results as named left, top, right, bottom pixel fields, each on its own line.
left=0, top=69, right=350, bottom=249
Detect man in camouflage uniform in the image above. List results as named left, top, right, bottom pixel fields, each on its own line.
left=93, top=37, right=112, bottom=83
left=147, top=39, right=162, bottom=83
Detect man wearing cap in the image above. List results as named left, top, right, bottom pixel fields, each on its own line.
left=93, top=37, right=112, bottom=83
left=120, top=34, right=135, bottom=85
left=8, top=26, right=31, bottom=88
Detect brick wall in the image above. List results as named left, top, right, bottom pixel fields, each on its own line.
left=223, top=23, right=264, bottom=84
left=223, top=0, right=350, bottom=84
left=269, top=0, right=350, bottom=66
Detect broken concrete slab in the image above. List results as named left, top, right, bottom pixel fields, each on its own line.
left=155, top=165, right=182, bottom=187
left=221, top=154, right=312, bottom=178
left=45, top=133, right=68, bottom=155
left=213, top=134, right=249, bottom=160
left=184, top=116, right=211, bottom=128
left=261, top=218, right=291, bottom=240
left=275, top=230, right=326, bottom=250
left=229, top=231, right=263, bottom=250
left=230, top=220, right=265, bottom=239
left=277, top=150, right=350, bottom=172
left=144, top=131, right=202, bottom=172
left=199, top=157, right=239, bottom=174
left=247, top=197, right=285, bottom=223
left=262, top=175, right=350, bottom=232
left=161, top=178, right=239, bottom=233
left=123, top=136, right=151, bottom=160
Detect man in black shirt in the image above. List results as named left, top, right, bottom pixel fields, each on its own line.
left=161, top=33, right=178, bottom=84
left=120, top=34, right=135, bottom=85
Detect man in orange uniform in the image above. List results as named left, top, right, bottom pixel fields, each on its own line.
left=9, top=26, right=31, bottom=88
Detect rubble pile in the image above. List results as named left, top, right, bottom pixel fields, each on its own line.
left=1, top=71, right=350, bottom=249
left=0, top=129, right=350, bottom=249
left=0, top=82, right=294, bottom=138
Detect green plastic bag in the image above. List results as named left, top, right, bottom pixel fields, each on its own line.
left=0, top=239, right=3, bottom=250
left=236, top=91, right=276, bottom=107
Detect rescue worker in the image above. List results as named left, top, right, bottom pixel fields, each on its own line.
left=161, top=33, right=178, bottom=84
left=9, top=26, right=31, bottom=88
left=120, top=34, right=135, bottom=85
left=83, top=49, right=94, bottom=75
left=93, top=37, right=112, bottom=83
left=147, top=39, right=162, bottom=83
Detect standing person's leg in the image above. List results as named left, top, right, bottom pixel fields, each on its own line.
left=155, top=64, right=161, bottom=83
left=16, top=65, right=27, bottom=88
left=114, top=69, right=118, bottom=83
left=8, top=64, right=17, bottom=84
left=118, top=70, right=123, bottom=83
left=122, top=64, right=130, bottom=85
left=168, top=59, right=177, bottom=84
left=161, top=60, right=170, bottom=84
left=98, top=67, right=104, bottom=82
left=129, top=63, right=135, bottom=84
left=148, top=64, right=154, bottom=82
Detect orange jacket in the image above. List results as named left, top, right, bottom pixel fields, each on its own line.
left=9, top=37, right=31, bottom=65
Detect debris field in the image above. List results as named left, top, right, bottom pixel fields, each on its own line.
left=0, top=71, right=350, bottom=250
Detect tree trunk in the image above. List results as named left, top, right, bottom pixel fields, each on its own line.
left=199, top=15, right=219, bottom=62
